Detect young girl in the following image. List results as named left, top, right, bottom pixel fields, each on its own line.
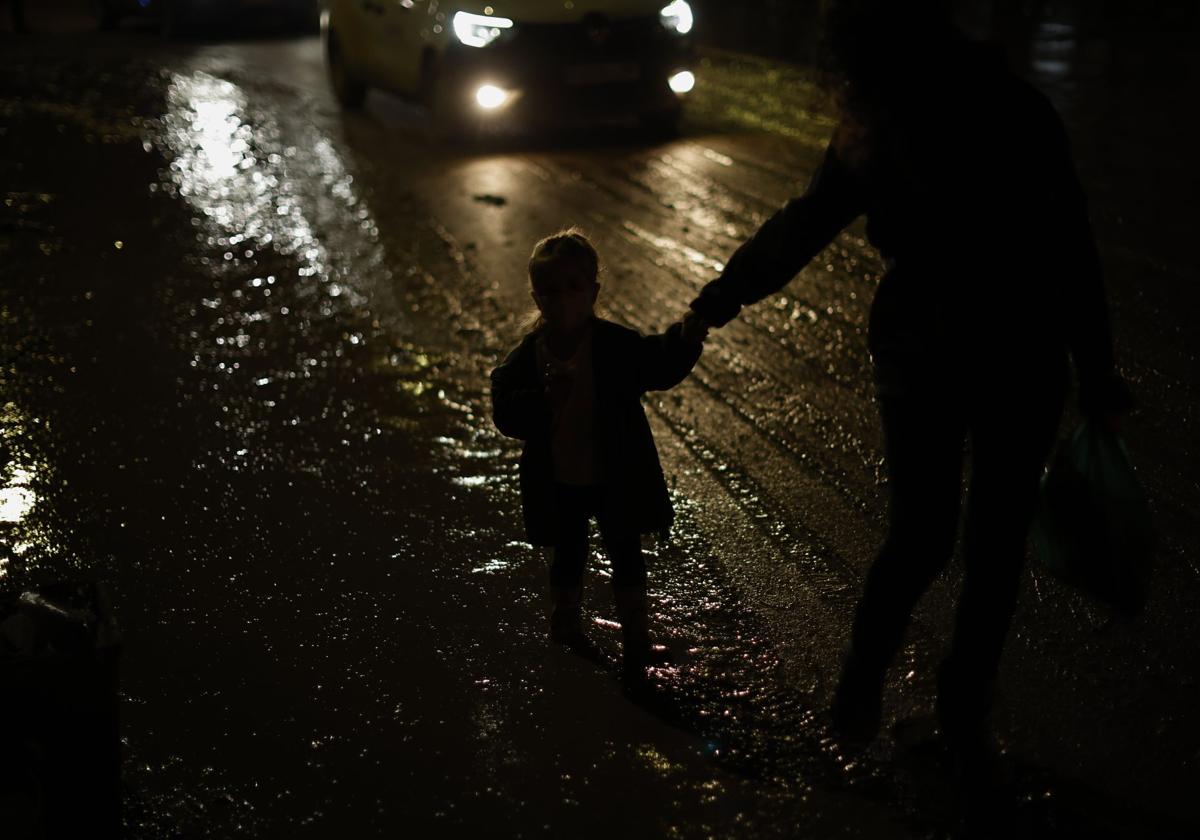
left=490, top=229, right=707, bottom=677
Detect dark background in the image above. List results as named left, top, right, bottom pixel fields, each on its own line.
left=693, top=0, right=1200, bottom=68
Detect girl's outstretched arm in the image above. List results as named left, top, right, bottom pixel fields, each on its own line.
left=637, top=321, right=704, bottom=393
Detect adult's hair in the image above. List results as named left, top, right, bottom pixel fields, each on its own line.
left=818, top=0, right=964, bottom=158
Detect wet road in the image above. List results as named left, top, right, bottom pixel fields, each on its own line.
left=2, top=12, right=1199, bottom=839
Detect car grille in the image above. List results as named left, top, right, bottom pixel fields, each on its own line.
left=508, top=14, right=671, bottom=59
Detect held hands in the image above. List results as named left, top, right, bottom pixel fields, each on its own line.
left=679, top=310, right=711, bottom=345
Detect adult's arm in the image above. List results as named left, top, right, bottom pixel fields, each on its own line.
left=690, top=142, right=865, bottom=327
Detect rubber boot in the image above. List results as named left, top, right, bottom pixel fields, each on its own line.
left=830, top=647, right=885, bottom=746
left=612, top=586, right=672, bottom=678
left=935, top=659, right=999, bottom=777
left=549, top=586, right=601, bottom=660
left=935, top=658, right=1019, bottom=838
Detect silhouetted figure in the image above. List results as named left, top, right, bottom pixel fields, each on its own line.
left=7, top=0, right=28, bottom=33
left=687, top=0, right=1129, bottom=815
left=491, top=229, right=708, bottom=678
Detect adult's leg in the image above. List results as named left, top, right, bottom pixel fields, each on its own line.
left=938, top=377, right=1065, bottom=752
left=834, top=392, right=967, bottom=737
left=12, top=0, right=29, bottom=33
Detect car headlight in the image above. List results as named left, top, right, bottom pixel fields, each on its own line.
left=659, top=0, right=693, bottom=35
left=668, top=70, right=695, bottom=94
left=453, top=11, right=514, bottom=48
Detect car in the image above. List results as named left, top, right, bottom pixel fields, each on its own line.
left=96, top=0, right=318, bottom=36
left=321, top=0, right=696, bottom=134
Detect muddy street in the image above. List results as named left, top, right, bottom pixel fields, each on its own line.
left=2, top=6, right=1198, bottom=838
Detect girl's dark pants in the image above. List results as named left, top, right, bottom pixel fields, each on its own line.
left=549, top=484, right=647, bottom=590
left=849, top=359, right=1066, bottom=742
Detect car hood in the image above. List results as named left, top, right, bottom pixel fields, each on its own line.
left=445, top=1, right=673, bottom=24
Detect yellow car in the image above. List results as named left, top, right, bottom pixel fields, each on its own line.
left=321, top=0, right=695, bottom=133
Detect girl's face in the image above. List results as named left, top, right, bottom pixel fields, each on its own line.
left=531, top=265, right=598, bottom=332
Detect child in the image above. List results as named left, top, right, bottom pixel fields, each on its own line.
left=490, top=229, right=708, bottom=677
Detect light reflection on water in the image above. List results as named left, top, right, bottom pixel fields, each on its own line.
left=622, top=219, right=725, bottom=276
left=150, top=69, right=486, bottom=472
left=640, top=147, right=750, bottom=239
left=1, top=401, right=38, bottom=580
left=0, top=467, right=35, bottom=526
left=434, top=437, right=501, bottom=460
left=470, top=557, right=513, bottom=575
left=452, top=475, right=504, bottom=488
left=159, top=71, right=365, bottom=308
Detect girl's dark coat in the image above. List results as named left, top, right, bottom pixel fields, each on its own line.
left=490, top=318, right=701, bottom=546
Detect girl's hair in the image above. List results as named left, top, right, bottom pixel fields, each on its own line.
left=522, top=228, right=602, bottom=333
left=528, top=228, right=601, bottom=289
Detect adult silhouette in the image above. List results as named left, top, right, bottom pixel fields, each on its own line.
left=5, top=0, right=27, bottom=33
left=686, top=0, right=1130, bottom=775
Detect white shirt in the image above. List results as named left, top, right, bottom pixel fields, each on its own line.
left=536, top=327, right=602, bottom=486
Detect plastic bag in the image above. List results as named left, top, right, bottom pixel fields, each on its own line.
left=1031, top=420, right=1155, bottom=615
